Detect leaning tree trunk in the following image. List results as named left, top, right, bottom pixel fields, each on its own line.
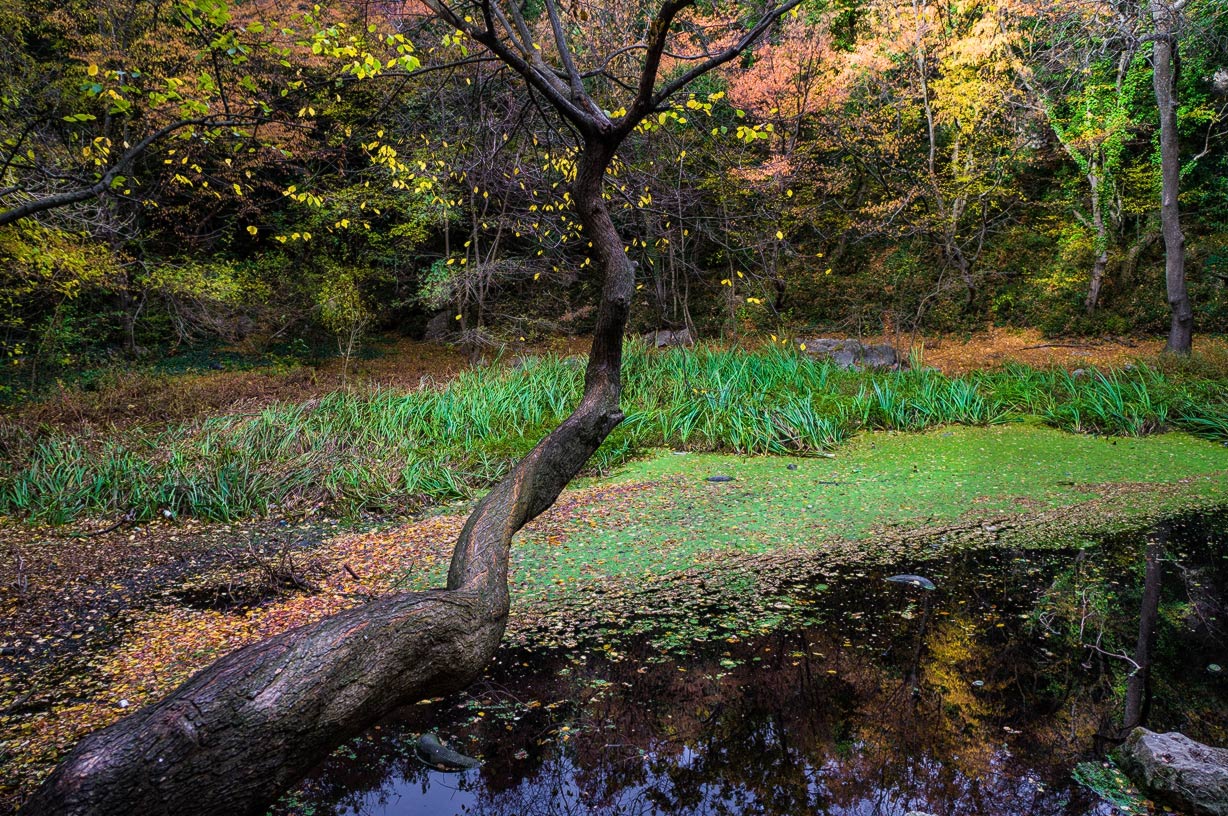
left=1151, top=1, right=1192, bottom=354
left=20, top=142, right=633, bottom=816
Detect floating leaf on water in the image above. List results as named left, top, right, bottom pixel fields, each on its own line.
left=885, top=574, right=936, bottom=590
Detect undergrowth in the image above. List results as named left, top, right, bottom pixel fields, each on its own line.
left=2, top=345, right=1227, bottom=523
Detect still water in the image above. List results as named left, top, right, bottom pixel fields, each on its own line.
left=275, top=510, right=1228, bottom=816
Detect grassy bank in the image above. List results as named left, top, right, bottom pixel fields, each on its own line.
left=465, top=424, right=1228, bottom=605
left=3, top=345, right=1228, bottom=523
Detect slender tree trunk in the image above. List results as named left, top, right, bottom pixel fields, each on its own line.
left=1151, top=1, right=1192, bottom=353
left=1121, top=227, right=1161, bottom=288
left=941, top=237, right=975, bottom=305
left=1086, top=172, right=1109, bottom=314
left=20, top=136, right=633, bottom=816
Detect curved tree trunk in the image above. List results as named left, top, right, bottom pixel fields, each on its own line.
left=20, top=141, right=632, bottom=816
left=21, top=2, right=804, bottom=811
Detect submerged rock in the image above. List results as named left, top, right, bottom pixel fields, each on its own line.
left=885, top=574, right=937, bottom=591
left=1119, top=728, right=1228, bottom=815
left=415, top=732, right=481, bottom=771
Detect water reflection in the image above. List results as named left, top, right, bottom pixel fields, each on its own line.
left=275, top=510, right=1228, bottom=816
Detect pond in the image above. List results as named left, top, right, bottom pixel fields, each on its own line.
left=273, top=509, right=1228, bottom=816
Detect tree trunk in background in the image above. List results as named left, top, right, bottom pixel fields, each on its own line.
left=1151, top=0, right=1193, bottom=354
left=1085, top=172, right=1109, bottom=314
left=20, top=136, right=633, bottom=816
left=1121, top=228, right=1161, bottom=288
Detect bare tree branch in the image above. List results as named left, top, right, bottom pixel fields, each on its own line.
left=0, top=116, right=257, bottom=228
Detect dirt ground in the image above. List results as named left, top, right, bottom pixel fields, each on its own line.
left=898, top=327, right=1223, bottom=375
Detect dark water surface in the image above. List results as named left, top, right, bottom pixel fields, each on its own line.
left=274, top=510, right=1228, bottom=816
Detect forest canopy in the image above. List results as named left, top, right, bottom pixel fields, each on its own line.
left=1, top=0, right=1226, bottom=392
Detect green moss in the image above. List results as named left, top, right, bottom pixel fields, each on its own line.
left=1072, top=760, right=1149, bottom=815
left=488, top=425, right=1228, bottom=599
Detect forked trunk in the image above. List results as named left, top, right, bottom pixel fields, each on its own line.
left=20, top=140, right=633, bottom=816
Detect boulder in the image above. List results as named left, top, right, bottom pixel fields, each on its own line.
left=799, top=338, right=901, bottom=370
left=1119, top=728, right=1228, bottom=815
left=415, top=733, right=481, bottom=771
left=646, top=328, right=694, bottom=348
left=423, top=312, right=459, bottom=342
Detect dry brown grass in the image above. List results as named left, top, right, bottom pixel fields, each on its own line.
left=893, top=328, right=1228, bottom=376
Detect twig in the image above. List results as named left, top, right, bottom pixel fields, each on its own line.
left=71, top=509, right=137, bottom=538
left=1019, top=343, right=1096, bottom=350
left=14, top=554, right=27, bottom=596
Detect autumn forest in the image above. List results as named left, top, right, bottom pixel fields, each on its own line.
left=2, top=1, right=1228, bottom=815
left=1, top=0, right=1225, bottom=376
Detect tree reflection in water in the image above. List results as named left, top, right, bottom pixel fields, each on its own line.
left=276, top=510, right=1228, bottom=816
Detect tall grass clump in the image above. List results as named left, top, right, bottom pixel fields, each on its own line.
left=1, top=343, right=1224, bottom=523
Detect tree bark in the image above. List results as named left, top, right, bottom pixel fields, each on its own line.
left=20, top=136, right=632, bottom=816
left=1086, top=171, right=1109, bottom=314
left=1151, top=1, right=1193, bottom=354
